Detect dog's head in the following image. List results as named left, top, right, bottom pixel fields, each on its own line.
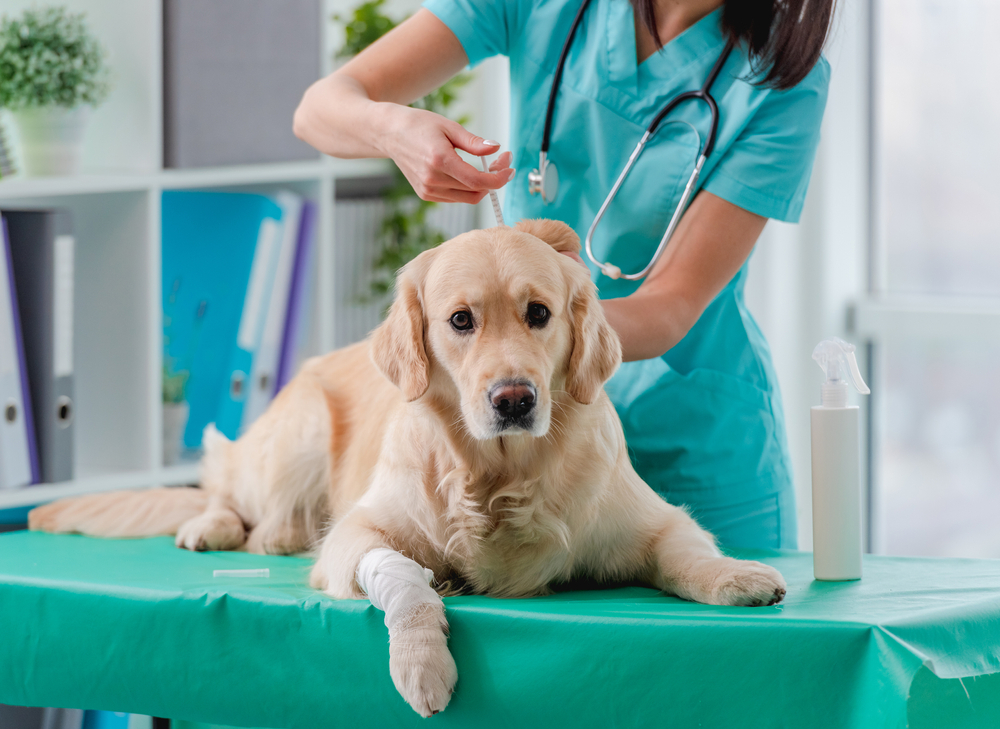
left=370, top=219, right=621, bottom=440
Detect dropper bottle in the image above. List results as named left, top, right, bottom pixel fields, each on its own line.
left=811, top=337, right=870, bottom=581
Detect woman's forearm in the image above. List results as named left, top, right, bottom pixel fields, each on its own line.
left=293, top=74, right=399, bottom=159
left=598, top=191, right=767, bottom=363
left=602, top=290, right=698, bottom=362
left=292, top=10, right=511, bottom=203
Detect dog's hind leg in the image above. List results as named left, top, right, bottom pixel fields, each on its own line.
left=175, top=498, right=247, bottom=552
left=244, top=506, right=315, bottom=555
left=237, top=370, right=333, bottom=556
left=168, top=425, right=248, bottom=552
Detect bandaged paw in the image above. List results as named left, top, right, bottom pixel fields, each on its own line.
left=356, top=548, right=443, bottom=632
left=357, top=549, right=456, bottom=716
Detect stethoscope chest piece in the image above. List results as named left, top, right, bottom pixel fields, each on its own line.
left=528, top=152, right=559, bottom=204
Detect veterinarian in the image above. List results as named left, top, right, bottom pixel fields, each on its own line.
left=294, top=0, right=835, bottom=550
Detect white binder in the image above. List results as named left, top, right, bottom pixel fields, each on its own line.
left=240, top=191, right=303, bottom=432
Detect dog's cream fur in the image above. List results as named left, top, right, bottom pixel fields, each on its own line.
left=30, top=220, right=786, bottom=717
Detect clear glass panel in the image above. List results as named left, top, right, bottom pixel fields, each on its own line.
left=876, top=0, right=1000, bottom=296
left=879, top=340, right=1000, bottom=557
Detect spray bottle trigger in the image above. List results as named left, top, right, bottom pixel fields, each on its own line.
left=844, top=348, right=870, bottom=395
left=812, top=337, right=870, bottom=398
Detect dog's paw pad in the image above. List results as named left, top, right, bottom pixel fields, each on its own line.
left=389, top=626, right=458, bottom=717
left=711, top=559, right=788, bottom=607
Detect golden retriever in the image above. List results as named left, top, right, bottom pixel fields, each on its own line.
left=30, top=219, right=787, bottom=717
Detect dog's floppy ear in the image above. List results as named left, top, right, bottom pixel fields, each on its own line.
left=515, top=219, right=581, bottom=255
left=566, top=284, right=622, bottom=404
left=370, top=251, right=436, bottom=401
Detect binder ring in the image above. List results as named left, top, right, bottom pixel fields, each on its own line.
left=56, top=395, right=73, bottom=428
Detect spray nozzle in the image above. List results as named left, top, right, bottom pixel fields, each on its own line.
left=812, top=337, right=870, bottom=407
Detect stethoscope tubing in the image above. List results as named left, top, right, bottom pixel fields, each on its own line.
left=584, top=42, right=732, bottom=280
left=541, top=0, right=595, bottom=156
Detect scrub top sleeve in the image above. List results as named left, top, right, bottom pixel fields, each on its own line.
left=703, top=57, right=831, bottom=223
left=423, top=0, right=530, bottom=66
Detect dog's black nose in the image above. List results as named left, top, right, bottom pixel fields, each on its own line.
left=490, top=383, right=536, bottom=418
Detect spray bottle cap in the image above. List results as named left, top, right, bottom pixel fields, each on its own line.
left=812, top=337, right=870, bottom=408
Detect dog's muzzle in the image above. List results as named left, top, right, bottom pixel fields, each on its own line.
left=489, top=381, right=536, bottom=431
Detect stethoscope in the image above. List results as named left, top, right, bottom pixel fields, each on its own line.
left=527, top=0, right=734, bottom=280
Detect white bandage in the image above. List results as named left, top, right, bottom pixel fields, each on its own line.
left=356, top=548, right=443, bottom=634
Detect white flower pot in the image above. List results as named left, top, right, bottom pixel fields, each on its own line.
left=162, top=401, right=190, bottom=467
left=11, top=105, right=91, bottom=177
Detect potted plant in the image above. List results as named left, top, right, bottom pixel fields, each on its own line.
left=0, top=6, right=110, bottom=176
left=162, top=363, right=190, bottom=466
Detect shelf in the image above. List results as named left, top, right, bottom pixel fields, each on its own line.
left=0, top=1, right=411, bottom=523
left=0, top=464, right=200, bottom=510
left=0, top=158, right=390, bottom=201
left=0, top=173, right=152, bottom=200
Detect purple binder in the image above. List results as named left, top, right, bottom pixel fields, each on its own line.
left=275, top=200, right=317, bottom=392
left=1, top=215, right=40, bottom=484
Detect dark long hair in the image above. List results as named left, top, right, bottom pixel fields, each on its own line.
left=633, top=0, right=836, bottom=90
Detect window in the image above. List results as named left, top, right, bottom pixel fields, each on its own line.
left=869, top=0, right=1000, bottom=556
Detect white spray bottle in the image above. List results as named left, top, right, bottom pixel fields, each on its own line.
left=811, top=337, right=870, bottom=581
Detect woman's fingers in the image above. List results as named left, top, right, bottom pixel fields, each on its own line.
left=437, top=148, right=513, bottom=191
left=440, top=122, right=514, bottom=190
left=559, top=250, right=589, bottom=268
left=489, top=151, right=513, bottom=173
left=424, top=189, right=488, bottom=204
left=444, top=123, right=501, bottom=157
left=388, top=108, right=514, bottom=202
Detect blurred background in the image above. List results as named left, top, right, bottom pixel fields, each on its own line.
left=0, top=0, right=996, bottom=570
left=744, top=0, right=1000, bottom=560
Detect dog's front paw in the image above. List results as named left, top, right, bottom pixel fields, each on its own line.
left=175, top=510, right=246, bottom=552
left=388, top=605, right=458, bottom=717
left=707, top=558, right=786, bottom=607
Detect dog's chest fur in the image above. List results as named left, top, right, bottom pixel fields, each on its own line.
left=436, top=467, right=580, bottom=597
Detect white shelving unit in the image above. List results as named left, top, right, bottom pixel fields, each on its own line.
left=0, top=0, right=394, bottom=510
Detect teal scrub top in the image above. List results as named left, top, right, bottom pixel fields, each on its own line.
left=424, top=0, right=830, bottom=549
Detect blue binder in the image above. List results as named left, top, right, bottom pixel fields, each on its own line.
left=82, top=710, right=131, bottom=729
left=162, top=191, right=284, bottom=448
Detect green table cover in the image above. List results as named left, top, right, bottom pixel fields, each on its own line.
left=0, top=531, right=998, bottom=728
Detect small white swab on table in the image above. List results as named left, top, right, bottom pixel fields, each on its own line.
left=480, top=156, right=505, bottom=227
left=213, top=568, right=270, bottom=578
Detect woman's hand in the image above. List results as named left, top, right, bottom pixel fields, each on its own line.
left=293, top=9, right=514, bottom=204
left=379, top=104, right=513, bottom=204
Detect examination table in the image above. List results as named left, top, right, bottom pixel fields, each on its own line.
left=1, top=531, right=998, bottom=728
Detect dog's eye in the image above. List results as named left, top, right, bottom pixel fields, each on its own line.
left=527, top=303, right=550, bottom=328
left=450, top=310, right=474, bottom=332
